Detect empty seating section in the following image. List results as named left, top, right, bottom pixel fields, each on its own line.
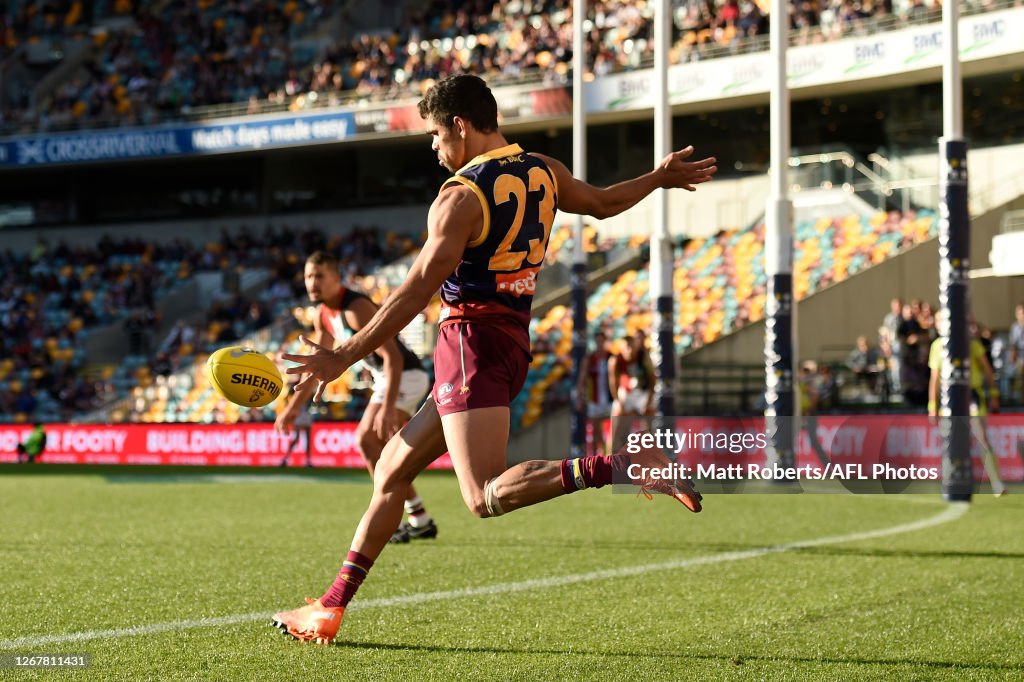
left=510, top=210, right=938, bottom=429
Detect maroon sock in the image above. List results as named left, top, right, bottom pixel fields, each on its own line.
left=321, top=550, right=374, bottom=608
left=559, top=454, right=629, bottom=493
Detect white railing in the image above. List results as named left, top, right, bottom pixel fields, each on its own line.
left=1001, top=209, right=1024, bottom=234
left=788, top=149, right=939, bottom=213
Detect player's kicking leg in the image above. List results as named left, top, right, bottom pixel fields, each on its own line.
left=356, top=401, right=437, bottom=542
left=272, top=401, right=698, bottom=644
left=427, top=323, right=701, bottom=517
left=272, top=398, right=447, bottom=643
left=439, top=406, right=702, bottom=519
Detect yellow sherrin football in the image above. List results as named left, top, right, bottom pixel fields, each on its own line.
left=206, top=347, right=283, bottom=408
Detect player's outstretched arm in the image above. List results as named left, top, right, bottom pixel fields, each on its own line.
left=283, top=186, right=477, bottom=401
left=532, top=146, right=717, bottom=220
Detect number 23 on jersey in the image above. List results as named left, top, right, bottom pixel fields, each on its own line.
left=488, top=166, right=556, bottom=272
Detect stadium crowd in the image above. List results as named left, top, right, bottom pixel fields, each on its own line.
left=0, top=223, right=417, bottom=422
left=2, top=0, right=949, bottom=133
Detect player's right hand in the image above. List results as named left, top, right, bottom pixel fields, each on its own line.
left=283, top=336, right=353, bottom=403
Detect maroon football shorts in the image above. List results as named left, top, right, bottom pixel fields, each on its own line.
left=432, top=322, right=531, bottom=417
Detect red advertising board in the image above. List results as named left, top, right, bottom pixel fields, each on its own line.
left=0, top=423, right=454, bottom=470
left=4, top=416, right=1022, bottom=480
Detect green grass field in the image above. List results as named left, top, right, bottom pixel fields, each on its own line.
left=1, top=466, right=1021, bottom=681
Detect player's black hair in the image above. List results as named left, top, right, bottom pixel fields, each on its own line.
left=418, top=75, right=499, bottom=133
left=306, top=250, right=339, bottom=271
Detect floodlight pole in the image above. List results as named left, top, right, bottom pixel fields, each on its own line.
left=570, top=0, right=588, bottom=458
left=764, top=0, right=796, bottom=472
left=651, top=0, right=676, bottom=419
left=939, top=0, right=973, bottom=502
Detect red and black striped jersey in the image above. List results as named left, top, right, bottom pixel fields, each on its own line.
left=319, top=287, right=423, bottom=372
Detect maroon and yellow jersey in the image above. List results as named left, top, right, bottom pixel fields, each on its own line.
left=438, top=143, right=558, bottom=349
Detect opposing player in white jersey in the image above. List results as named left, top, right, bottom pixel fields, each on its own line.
left=275, top=250, right=436, bottom=543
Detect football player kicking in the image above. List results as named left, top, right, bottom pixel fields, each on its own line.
left=274, top=75, right=716, bottom=644
left=275, top=250, right=437, bottom=543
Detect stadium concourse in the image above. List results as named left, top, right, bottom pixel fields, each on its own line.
left=1, top=0, right=947, bottom=134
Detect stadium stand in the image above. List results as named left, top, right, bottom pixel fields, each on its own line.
left=0, top=224, right=417, bottom=423
left=3, top=1, right=1021, bottom=435
left=15, top=206, right=943, bottom=428
left=10, top=0, right=333, bottom=132
left=3, top=0, right=946, bottom=133
left=0, top=235, right=190, bottom=423
left=513, top=209, right=939, bottom=428
left=3, top=0, right=94, bottom=56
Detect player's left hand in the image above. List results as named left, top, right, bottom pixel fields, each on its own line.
left=657, top=146, right=718, bottom=192
left=373, top=404, right=401, bottom=441
left=283, top=336, right=352, bottom=403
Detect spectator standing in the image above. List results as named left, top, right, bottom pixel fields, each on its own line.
left=816, top=363, right=839, bottom=410
left=881, top=297, right=903, bottom=394
left=897, top=302, right=928, bottom=405
left=578, top=329, right=613, bottom=417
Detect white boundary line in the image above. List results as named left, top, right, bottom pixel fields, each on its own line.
left=0, top=503, right=968, bottom=650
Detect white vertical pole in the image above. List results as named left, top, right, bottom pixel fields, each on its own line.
left=942, top=3, right=962, bottom=140
left=651, top=0, right=675, bottom=418
left=570, top=0, right=588, bottom=457
left=764, top=0, right=795, bottom=472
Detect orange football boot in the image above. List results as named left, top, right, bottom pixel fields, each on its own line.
left=622, top=439, right=703, bottom=513
left=272, top=597, right=345, bottom=644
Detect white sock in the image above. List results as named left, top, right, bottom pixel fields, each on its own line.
left=404, top=496, right=431, bottom=527
left=408, top=513, right=432, bottom=528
